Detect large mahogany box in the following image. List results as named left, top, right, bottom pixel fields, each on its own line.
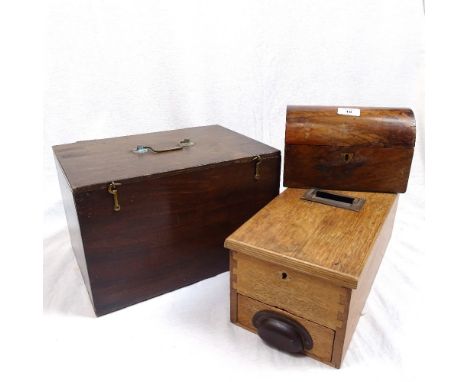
left=225, top=188, right=398, bottom=368
left=53, top=125, right=281, bottom=316
left=284, top=106, right=416, bottom=193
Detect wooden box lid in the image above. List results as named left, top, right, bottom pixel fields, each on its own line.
left=225, top=188, right=398, bottom=289
left=285, top=106, right=416, bottom=148
left=53, top=125, right=279, bottom=193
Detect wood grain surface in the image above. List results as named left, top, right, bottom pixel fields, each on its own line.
left=230, top=253, right=239, bottom=323
left=233, top=252, right=346, bottom=330
left=55, top=157, right=93, bottom=305
left=284, top=145, right=414, bottom=192
left=225, top=188, right=398, bottom=289
left=54, top=126, right=281, bottom=315
left=341, top=196, right=398, bottom=359
left=285, top=105, right=415, bottom=147
left=283, top=106, right=416, bottom=193
left=228, top=188, right=398, bottom=367
left=236, top=294, right=336, bottom=363
left=53, top=125, right=279, bottom=193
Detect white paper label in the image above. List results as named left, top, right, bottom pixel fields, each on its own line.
left=337, top=107, right=360, bottom=117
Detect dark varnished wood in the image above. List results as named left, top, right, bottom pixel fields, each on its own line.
left=53, top=125, right=279, bottom=193
left=284, top=106, right=416, bottom=193
left=285, top=106, right=416, bottom=147
left=236, top=294, right=335, bottom=363
left=252, top=310, right=314, bottom=353
left=285, top=145, right=414, bottom=192
left=54, top=126, right=280, bottom=316
left=55, top=157, right=93, bottom=304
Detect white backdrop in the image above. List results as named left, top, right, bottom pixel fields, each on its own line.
left=44, top=1, right=424, bottom=380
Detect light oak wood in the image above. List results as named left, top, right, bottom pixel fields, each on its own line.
left=330, top=288, right=351, bottom=368
left=226, top=189, right=399, bottom=368
left=225, top=188, right=398, bottom=289
left=234, top=252, right=346, bottom=330
left=230, top=253, right=238, bottom=323
left=339, top=196, right=398, bottom=362
left=236, top=294, right=336, bottom=363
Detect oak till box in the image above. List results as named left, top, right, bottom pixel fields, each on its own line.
left=225, top=188, right=398, bottom=368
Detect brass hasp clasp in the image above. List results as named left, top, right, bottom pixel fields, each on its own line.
left=108, top=181, right=122, bottom=212
left=253, top=155, right=262, bottom=180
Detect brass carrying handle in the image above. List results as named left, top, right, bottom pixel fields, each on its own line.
left=132, top=138, right=194, bottom=154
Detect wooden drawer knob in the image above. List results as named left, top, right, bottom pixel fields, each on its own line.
left=252, top=310, right=313, bottom=354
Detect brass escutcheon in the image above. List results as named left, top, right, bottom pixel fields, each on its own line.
left=341, top=152, right=354, bottom=163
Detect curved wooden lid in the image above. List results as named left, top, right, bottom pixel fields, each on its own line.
left=286, top=106, right=416, bottom=148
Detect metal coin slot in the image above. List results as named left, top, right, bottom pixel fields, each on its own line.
left=315, top=190, right=355, bottom=204
left=302, top=188, right=365, bottom=212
